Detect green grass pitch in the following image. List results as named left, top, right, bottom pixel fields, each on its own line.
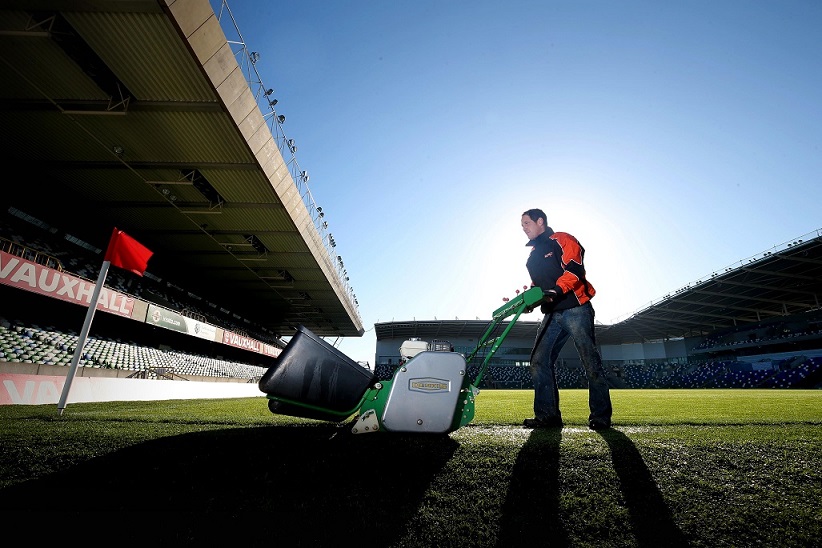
left=0, top=388, right=819, bottom=547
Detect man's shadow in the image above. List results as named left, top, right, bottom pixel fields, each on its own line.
left=496, top=427, right=689, bottom=548
left=598, top=428, right=689, bottom=548
left=496, top=426, right=569, bottom=547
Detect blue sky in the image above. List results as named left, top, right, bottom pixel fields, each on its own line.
left=212, top=1, right=822, bottom=364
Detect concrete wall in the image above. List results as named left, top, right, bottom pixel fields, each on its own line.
left=0, top=361, right=264, bottom=405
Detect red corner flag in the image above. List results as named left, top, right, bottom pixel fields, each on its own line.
left=104, top=227, right=153, bottom=276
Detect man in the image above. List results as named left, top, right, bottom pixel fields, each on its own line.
left=520, top=208, right=612, bottom=430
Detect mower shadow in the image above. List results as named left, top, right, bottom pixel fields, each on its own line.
left=0, top=423, right=459, bottom=546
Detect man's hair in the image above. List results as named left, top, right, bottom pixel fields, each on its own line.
left=522, top=208, right=547, bottom=225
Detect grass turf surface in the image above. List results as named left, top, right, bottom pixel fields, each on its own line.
left=0, top=389, right=819, bottom=547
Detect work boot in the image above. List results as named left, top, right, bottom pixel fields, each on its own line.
left=588, top=418, right=611, bottom=431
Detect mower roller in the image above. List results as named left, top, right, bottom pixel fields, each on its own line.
left=259, top=286, right=547, bottom=434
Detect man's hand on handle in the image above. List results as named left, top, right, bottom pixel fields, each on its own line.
left=525, top=289, right=558, bottom=313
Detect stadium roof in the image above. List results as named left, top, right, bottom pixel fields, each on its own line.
left=0, top=0, right=363, bottom=338
left=596, top=230, right=822, bottom=345
left=377, top=229, right=822, bottom=346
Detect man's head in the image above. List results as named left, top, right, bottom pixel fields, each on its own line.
left=521, top=208, right=547, bottom=240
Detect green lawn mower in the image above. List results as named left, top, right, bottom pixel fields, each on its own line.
left=259, top=286, right=546, bottom=434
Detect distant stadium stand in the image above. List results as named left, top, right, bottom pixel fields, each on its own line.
left=373, top=356, right=822, bottom=390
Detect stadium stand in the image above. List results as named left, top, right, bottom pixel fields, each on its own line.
left=0, top=214, right=283, bottom=348
left=373, top=356, right=822, bottom=390
left=0, top=317, right=267, bottom=382
left=1, top=211, right=276, bottom=382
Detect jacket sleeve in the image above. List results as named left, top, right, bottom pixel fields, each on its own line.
left=551, top=233, right=596, bottom=302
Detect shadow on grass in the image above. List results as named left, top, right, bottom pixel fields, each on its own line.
left=598, top=428, right=690, bottom=548
left=494, top=427, right=690, bottom=548
left=495, top=426, right=569, bottom=547
left=0, top=423, right=459, bottom=546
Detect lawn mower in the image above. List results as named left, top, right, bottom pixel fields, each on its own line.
left=258, top=286, right=547, bottom=434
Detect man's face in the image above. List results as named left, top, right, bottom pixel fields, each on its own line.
left=521, top=214, right=545, bottom=240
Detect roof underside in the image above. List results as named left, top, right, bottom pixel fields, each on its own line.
left=0, top=0, right=363, bottom=338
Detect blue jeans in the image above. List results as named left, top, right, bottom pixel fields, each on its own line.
left=530, top=301, right=612, bottom=423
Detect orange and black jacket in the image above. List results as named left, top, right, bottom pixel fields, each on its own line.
left=525, top=227, right=596, bottom=313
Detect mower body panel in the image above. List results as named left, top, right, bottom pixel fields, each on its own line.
left=379, top=351, right=467, bottom=433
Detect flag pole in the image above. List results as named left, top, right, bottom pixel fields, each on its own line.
left=57, top=260, right=111, bottom=416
